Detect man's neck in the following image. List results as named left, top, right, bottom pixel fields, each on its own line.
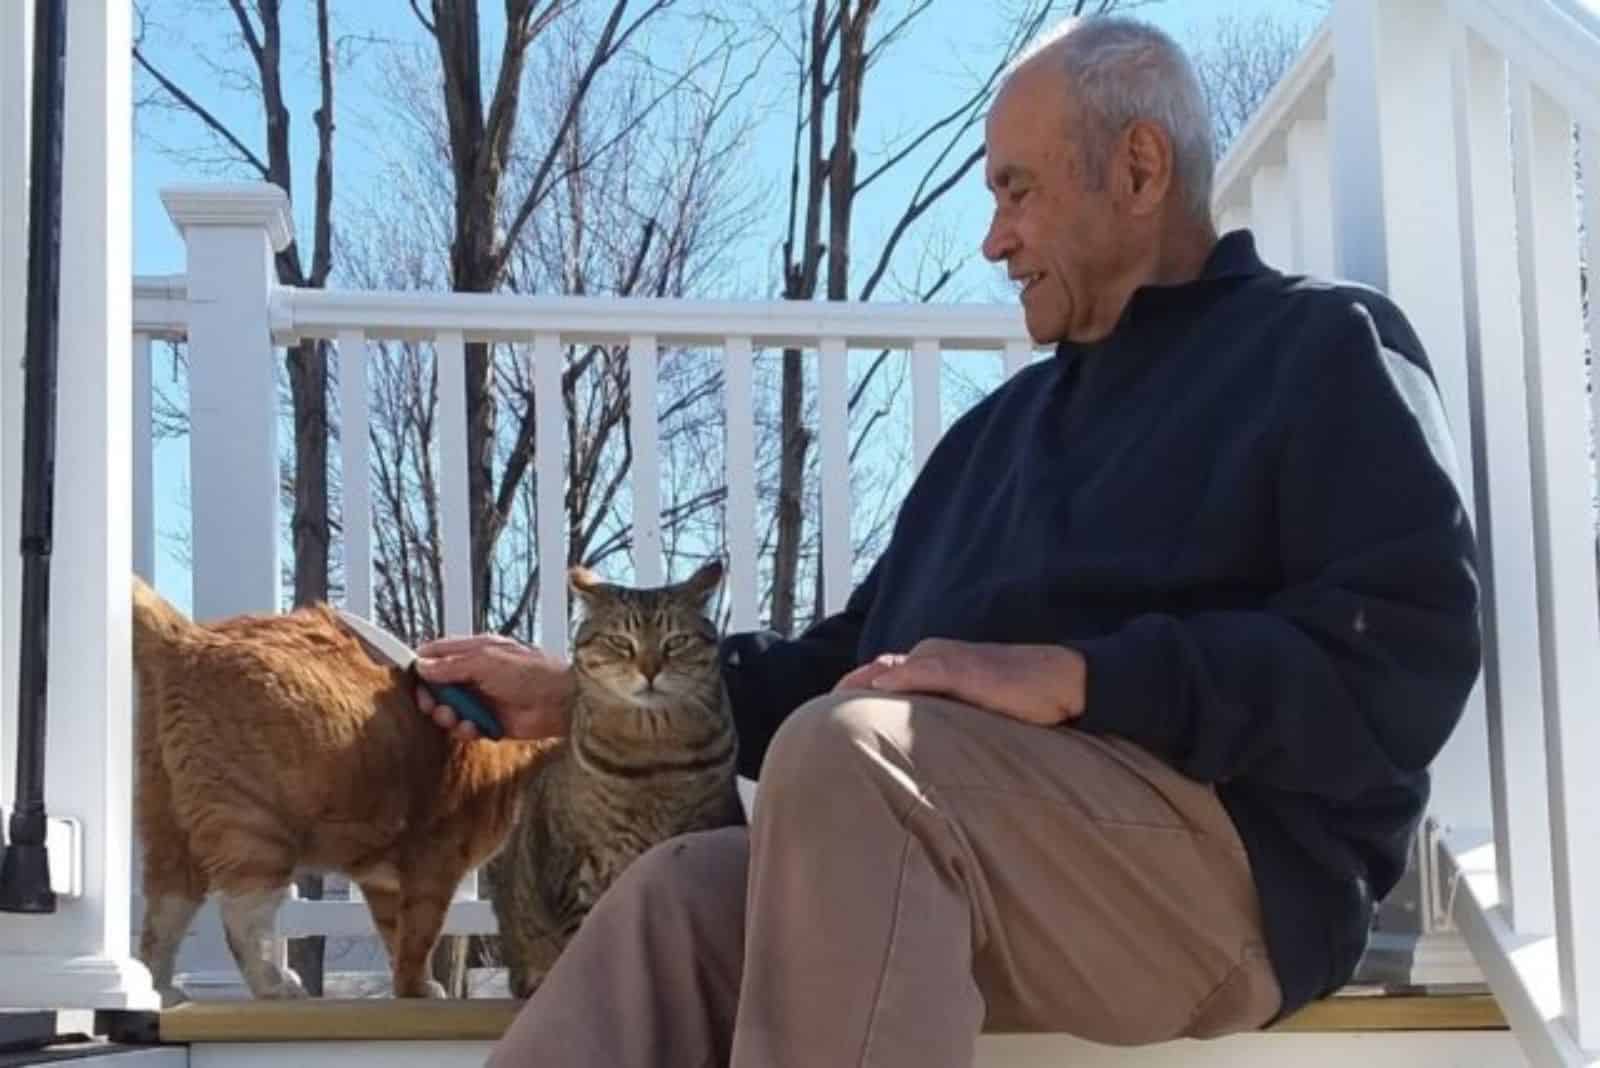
left=1146, top=215, right=1219, bottom=287
left=1078, top=218, right=1219, bottom=342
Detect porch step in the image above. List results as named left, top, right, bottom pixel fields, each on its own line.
left=151, top=991, right=1507, bottom=1044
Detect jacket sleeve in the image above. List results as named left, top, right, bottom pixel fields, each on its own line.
left=1070, top=301, right=1482, bottom=798
left=720, top=559, right=882, bottom=778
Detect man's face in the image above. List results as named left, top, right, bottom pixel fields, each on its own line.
left=981, top=62, right=1127, bottom=344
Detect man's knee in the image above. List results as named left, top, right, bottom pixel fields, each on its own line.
left=759, top=691, right=919, bottom=805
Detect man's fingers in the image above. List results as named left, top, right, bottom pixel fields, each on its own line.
left=415, top=651, right=488, bottom=685
left=872, top=652, right=952, bottom=695
left=834, top=654, right=906, bottom=692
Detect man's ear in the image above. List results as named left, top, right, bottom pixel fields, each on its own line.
left=1120, top=119, right=1174, bottom=216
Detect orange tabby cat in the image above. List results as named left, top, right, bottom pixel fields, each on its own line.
left=130, top=575, right=549, bottom=1004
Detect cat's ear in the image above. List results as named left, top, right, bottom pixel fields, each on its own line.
left=680, top=559, right=724, bottom=605
left=569, top=565, right=605, bottom=606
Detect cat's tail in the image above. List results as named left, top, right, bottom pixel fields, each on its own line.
left=131, top=573, right=197, bottom=656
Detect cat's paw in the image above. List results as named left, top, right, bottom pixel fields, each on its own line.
left=421, top=979, right=449, bottom=999
left=259, top=966, right=309, bottom=999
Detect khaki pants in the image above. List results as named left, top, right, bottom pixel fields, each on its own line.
left=487, top=690, right=1282, bottom=1067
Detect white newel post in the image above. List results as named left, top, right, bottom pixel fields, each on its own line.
left=1330, top=0, right=1490, bottom=982
left=0, top=0, right=158, bottom=1011
left=158, top=182, right=292, bottom=995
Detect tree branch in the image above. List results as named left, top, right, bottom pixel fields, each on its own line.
left=409, top=0, right=437, bottom=35
left=495, top=0, right=675, bottom=271
left=224, top=0, right=265, bottom=69
left=310, top=0, right=336, bottom=287
left=857, top=145, right=984, bottom=301
left=132, top=47, right=270, bottom=178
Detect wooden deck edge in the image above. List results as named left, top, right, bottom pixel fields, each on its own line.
left=152, top=993, right=1508, bottom=1044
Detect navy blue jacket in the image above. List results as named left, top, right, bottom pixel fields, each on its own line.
left=720, top=230, right=1483, bottom=1021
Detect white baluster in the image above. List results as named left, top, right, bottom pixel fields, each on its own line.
left=436, top=330, right=473, bottom=640
left=722, top=337, right=757, bottom=631
left=1248, top=163, right=1293, bottom=269
left=630, top=334, right=662, bottom=586
left=1215, top=201, right=1250, bottom=238
left=1286, top=111, right=1335, bottom=276
left=436, top=329, right=476, bottom=902
left=1451, top=26, right=1553, bottom=938
left=339, top=329, right=372, bottom=617
left=818, top=337, right=851, bottom=616
left=1511, top=71, right=1600, bottom=1051
left=1002, top=339, right=1030, bottom=379
left=535, top=333, right=567, bottom=653
left=911, top=339, right=941, bottom=473
left=131, top=335, right=154, bottom=583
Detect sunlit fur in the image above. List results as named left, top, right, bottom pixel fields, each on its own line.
left=490, top=559, right=745, bottom=998
left=130, top=576, right=552, bottom=1003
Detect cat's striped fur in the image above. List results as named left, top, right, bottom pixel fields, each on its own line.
left=491, top=559, right=745, bottom=998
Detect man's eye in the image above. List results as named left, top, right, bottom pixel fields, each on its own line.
left=1011, top=188, right=1029, bottom=203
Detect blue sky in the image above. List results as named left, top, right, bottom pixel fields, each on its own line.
left=131, top=0, right=1331, bottom=612
left=134, top=0, right=1327, bottom=280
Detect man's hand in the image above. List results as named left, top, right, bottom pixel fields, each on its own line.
left=834, top=638, right=1087, bottom=727
left=413, top=633, right=574, bottom=742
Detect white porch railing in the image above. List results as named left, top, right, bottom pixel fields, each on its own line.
left=1215, top=0, right=1600, bottom=1064
left=1, top=1, right=1598, bottom=1064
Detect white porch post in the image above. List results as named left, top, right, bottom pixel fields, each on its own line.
left=0, top=0, right=158, bottom=1010
left=1329, top=0, right=1490, bottom=982
left=158, top=182, right=292, bottom=994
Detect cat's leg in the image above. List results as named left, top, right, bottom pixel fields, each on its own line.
left=352, top=864, right=406, bottom=988
left=218, top=885, right=307, bottom=999
left=134, top=726, right=209, bottom=1007
left=390, top=854, right=467, bottom=999
left=191, top=817, right=307, bottom=999
left=137, top=887, right=204, bottom=1007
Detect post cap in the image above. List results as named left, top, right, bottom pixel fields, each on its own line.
left=160, top=182, right=294, bottom=253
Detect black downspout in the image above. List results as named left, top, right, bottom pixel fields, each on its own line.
left=0, top=0, right=67, bottom=915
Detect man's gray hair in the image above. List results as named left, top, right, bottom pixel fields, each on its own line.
left=1010, top=15, right=1215, bottom=223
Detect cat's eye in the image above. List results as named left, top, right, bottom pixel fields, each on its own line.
left=602, top=636, right=635, bottom=657
left=662, top=634, right=700, bottom=656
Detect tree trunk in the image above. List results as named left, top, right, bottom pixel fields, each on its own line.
left=285, top=336, right=331, bottom=994
left=771, top=349, right=810, bottom=634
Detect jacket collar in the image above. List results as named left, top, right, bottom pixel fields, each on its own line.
left=1051, top=228, right=1273, bottom=365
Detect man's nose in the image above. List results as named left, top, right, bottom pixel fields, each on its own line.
left=982, top=216, right=1015, bottom=262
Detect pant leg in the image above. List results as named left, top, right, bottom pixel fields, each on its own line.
left=730, top=690, right=1281, bottom=1068
left=487, top=826, right=749, bottom=1068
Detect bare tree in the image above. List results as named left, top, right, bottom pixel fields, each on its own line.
left=134, top=0, right=341, bottom=995
left=1189, top=10, right=1315, bottom=155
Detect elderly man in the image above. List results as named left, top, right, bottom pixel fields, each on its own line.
left=418, top=13, right=1481, bottom=1067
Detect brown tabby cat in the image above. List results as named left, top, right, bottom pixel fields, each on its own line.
left=491, top=559, right=745, bottom=998
left=130, top=576, right=551, bottom=1005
